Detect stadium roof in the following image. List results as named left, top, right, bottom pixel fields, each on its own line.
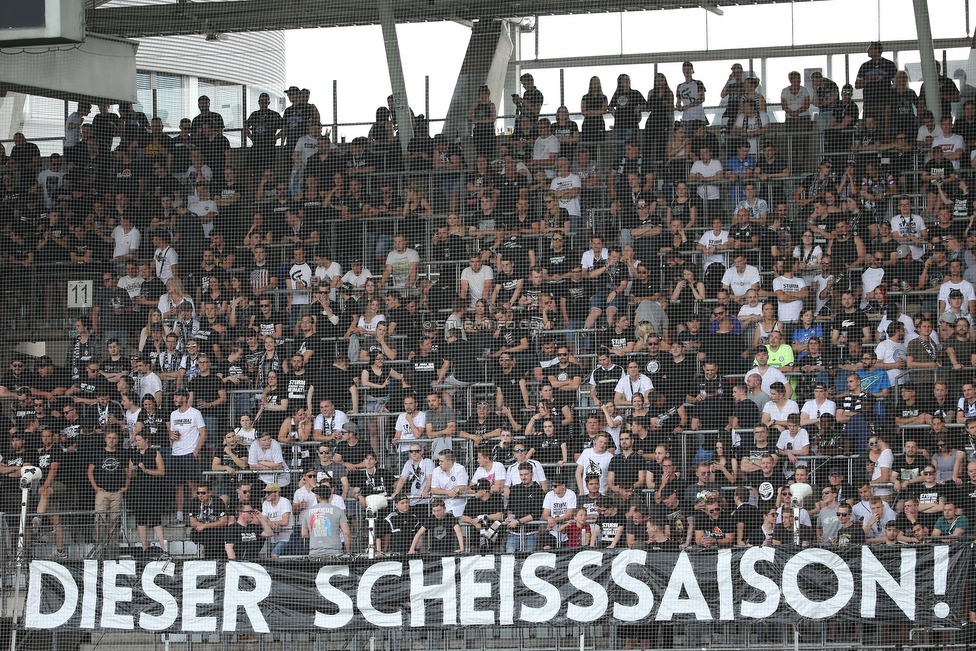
left=87, top=0, right=819, bottom=39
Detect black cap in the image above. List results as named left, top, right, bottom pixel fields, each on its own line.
left=473, top=479, right=492, bottom=491
left=312, top=485, right=332, bottom=497
left=174, top=389, right=189, bottom=397
left=285, top=86, right=300, bottom=95
left=949, top=289, right=964, bottom=298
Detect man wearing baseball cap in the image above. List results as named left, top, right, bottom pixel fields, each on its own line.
left=168, top=388, right=207, bottom=526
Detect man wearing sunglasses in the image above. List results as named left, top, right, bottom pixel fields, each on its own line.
left=188, top=485, right=229, bottom=559
left=694, top=499, right=733, bottom=547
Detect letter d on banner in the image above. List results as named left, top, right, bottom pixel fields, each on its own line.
left=26, top=562, right=79, bottom=628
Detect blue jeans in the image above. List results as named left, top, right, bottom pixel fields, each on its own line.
left=202, top=414, right=219, bottom=447
left=817, top=111, right=833, bottom=132
left=289, top=165, right=305, bottom=198
left=506, top=530, right=538, bottom=553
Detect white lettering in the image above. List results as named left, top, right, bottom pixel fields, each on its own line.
left=782, top=549, right=853, bottom=619
left=101, top=561, right=136, bottom=629
left=182, top=561, right=218, bottom=631
left=611, top=550, right=653, bottom=622
left=459, top=555, right=496, bottom=626
left=656, top=552, right=710, bottom=620
left=499, top=554, right=515, bottom=625
left=860, top=546, right=915, bottom=620
left=717, top=549, right=734, bottom=620
left=739, top=547, right=780, bottom=619
left=82, top=560, right=98, bottom=628
left=566, top=551, right=608, bottom=622
left=222, top=562, right=272, bottom=633
left=140, top=561, right=178, bottom=631
left=314, top=566, right=354, bottom=629
left=519, top=553, right=560, bottom=623
left=409, top=558, right=457, bottom=627
left=357, top=562, right=402, bottom=627
left=25, top=562, right=78, bottom=628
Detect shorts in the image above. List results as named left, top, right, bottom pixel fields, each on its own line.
left=589, top=290, right=622, bottom=312
left=169, top=453, right=200, bottom=484
left=126, top=490, right=163, bottom=527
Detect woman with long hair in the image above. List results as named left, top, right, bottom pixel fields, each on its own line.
left=668, top=268, right=706, bottom=325
left=609, top=73, right=644, bottom=159
left=158, top=277, right=194, bottom=327
left=361, top=349, right=404, bottom=456
left=134, top=395, right=166, bottom=448
left=753, top=302, right=784, bottom=348
left=708, top=439, right=738, bottom=486
left=644, top=73, right=675, bottom=161
left=368, top=106, right=397, bottom=172
left=204, top=275, right=231, bottom=318
left=127, top=431, right=167, bottom=557
left=138, top=308, right=170, bottom=351
left=664, top=122, right=694, bottom=186
left=467, top=84, right=497, bottom=158
left=666, top=180, right=698, bottom=229
left=889, top=70, right=919, bottom=140
left=793, top=231, right=824, bottom=287
left=541, top=191, right=571, bottom=236
left=931, top=435, right=965, bottom=485
left=580, top=76, right=608, bottom=144
left=552, top=105, right=580, bottom=163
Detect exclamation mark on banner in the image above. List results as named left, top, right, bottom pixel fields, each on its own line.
left=933, top=545, right=949, bottom=618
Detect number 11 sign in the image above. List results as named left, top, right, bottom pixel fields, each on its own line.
left=67, top=280, right=93, bottom=308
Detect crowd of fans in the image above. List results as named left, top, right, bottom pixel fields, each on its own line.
left=1, top=44, right=976, bottom=574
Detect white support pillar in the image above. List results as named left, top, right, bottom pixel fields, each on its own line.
left=377, top=0, right=414, bottom=153
left=0, top=93, right=27, bottom=141
left=914, top=0, right=943, bottom=122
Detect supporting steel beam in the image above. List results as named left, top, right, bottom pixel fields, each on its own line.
left=376, top=0, right=414, bottom=153
left=913, top=0, right=943, bottom=122
left=518, top=37, right=972, bottom=70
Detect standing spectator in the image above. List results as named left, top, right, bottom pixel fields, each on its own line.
left=244, top=92, right=283, bottom=171
left=506, top=463, right=546, bottom=552
left=87, top=429, right=130, bottom=541
left=780, top=71, right=811, bottom=129
left=855, top=42, right=897, bottom=117
left=689, top=147, right=724, bottom=220
left=9, top=133, right=40, bottom=189
left=127, top=431, right=167, bottom=556
left=608, top=74, right=645, bottom=159
left=261, top=483, right=293, bottom=558
left=392, top=443, right=434, bottom=507
left=430, top=449, right=468, bottom=517
left=300, top=484, right=350, bottom=556
left=169, top=389, right=207, bottom=526
left=152, top=229, right=179, bottom=283
left=676, top=62, right=707, bottom=124
left=409, top=498, right=465, bottom=555
left=513, top=73, right=543, bottom=136
left=248, top=430, right=289, bottom=491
